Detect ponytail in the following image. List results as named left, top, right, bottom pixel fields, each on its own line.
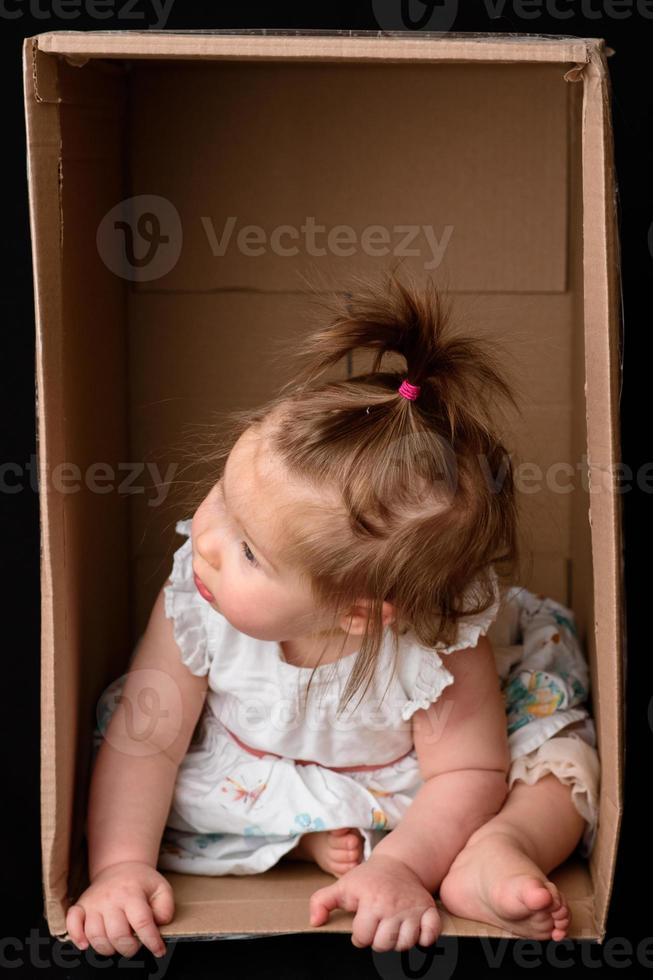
left=277, top=265, right=520, bottom=448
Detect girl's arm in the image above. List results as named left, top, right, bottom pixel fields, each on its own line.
left=87, top=582, right=209, bottom=878
left=370, top=633, right=510, bottom=892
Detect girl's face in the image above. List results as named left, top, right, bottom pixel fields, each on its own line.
left=190, top=425, right=335, bottom=642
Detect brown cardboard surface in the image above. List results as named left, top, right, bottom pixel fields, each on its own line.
left=575, top=44, right=625, bottom=937
left=157, top=861, right=596, bottom=940
left=124, top=60, right=568, bottom=294
left=23, top=30, right=623, bottom=945
left=35, top=29, right=594, bottom=65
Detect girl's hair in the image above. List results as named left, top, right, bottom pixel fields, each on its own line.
left=167, top=265, right=523, bottom=715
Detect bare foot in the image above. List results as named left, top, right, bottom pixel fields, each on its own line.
left=439, top=829, right=571, bottom=941
left=288, top=828, right=364, bottom=877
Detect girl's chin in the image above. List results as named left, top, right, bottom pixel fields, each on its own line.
left=221, top=613, right=281, bottom=643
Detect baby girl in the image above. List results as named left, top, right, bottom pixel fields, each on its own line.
left=66, top=270, right=600, bottom=958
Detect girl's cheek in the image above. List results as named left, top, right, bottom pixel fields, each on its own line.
left=221, top=586, right=281, bottom=640
left=216, top=574, right=249, bottom=621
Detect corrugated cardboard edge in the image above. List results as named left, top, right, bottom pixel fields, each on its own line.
left=23, top=36, right=69, bottom=934
left=32, top=29, right=597, bottom=65
left=579, top=43, right=624, bottom=943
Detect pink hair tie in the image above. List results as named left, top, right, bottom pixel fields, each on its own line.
left=398, top=379, right=421, bottom=401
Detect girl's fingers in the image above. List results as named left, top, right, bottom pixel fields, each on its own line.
left=418, top=906, right=441, bottom=947
left=309, top=884, right=342, bottom=926
left=394, top=915, right=421, bottom=952
left=84, top=910, right=116, bottom=957
left=66, top=905, right=88, bottom=950
left=351, top=907, right=382, bottom=949
left=124, top=898, right=168, bottom=958
left=103, top=907, right=140, bottom=958
left=149, top=882, right=175, bottom=926
left=370, top=912, right=406, bottom=952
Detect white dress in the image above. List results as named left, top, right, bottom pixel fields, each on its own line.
left=93, top=519, right=601, bottom=876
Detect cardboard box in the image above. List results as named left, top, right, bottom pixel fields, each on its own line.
left=23, top=29, right=624, bottom=943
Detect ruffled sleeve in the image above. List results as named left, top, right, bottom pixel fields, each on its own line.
left=432, top=566, right=504, bottom=655
left=398, top=567, right=504, bottom=721
left=163, top=518, right=212, bottom=677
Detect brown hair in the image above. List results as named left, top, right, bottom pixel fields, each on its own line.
left=167, top=265, right=523, bottom=714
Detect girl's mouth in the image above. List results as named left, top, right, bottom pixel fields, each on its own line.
left=193, top=571, right=215, bottom=603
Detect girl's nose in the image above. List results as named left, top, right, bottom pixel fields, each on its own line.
left=196, top=530, right=221, bottom=571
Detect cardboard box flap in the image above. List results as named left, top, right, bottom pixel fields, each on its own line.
left=34, top=29, right=599, bottom=65
left=24, top=36, right=133, bottom=937
left=575, top=45, right=624, bottom=943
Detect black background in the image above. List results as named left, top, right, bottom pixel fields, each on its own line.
left=1, top=3, right=648, bottom=977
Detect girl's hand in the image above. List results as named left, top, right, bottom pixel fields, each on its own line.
left=309, top=853, right=441, bottom=952
left=66, top=860, right=175, bottom=959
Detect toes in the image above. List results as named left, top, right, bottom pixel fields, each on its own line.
left=522, top=877, right=556, bottom=911
left=551, top=892, right=569, bottom=918
left=329, top=831, right=362, bottom=855
left=328, top=848, right=362, bottom=876
left=544, top=881, right=564, bottom=912
left=551, top=908, right=571, bottom=939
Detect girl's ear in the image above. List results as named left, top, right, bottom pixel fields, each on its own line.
left=339, top=599, right=396, bottom=635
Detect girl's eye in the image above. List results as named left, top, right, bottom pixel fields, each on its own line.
left=241, top=541, right=259, bottom=567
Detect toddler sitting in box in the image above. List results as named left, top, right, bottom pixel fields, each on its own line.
left=67, top=269, right=600, bottom=958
